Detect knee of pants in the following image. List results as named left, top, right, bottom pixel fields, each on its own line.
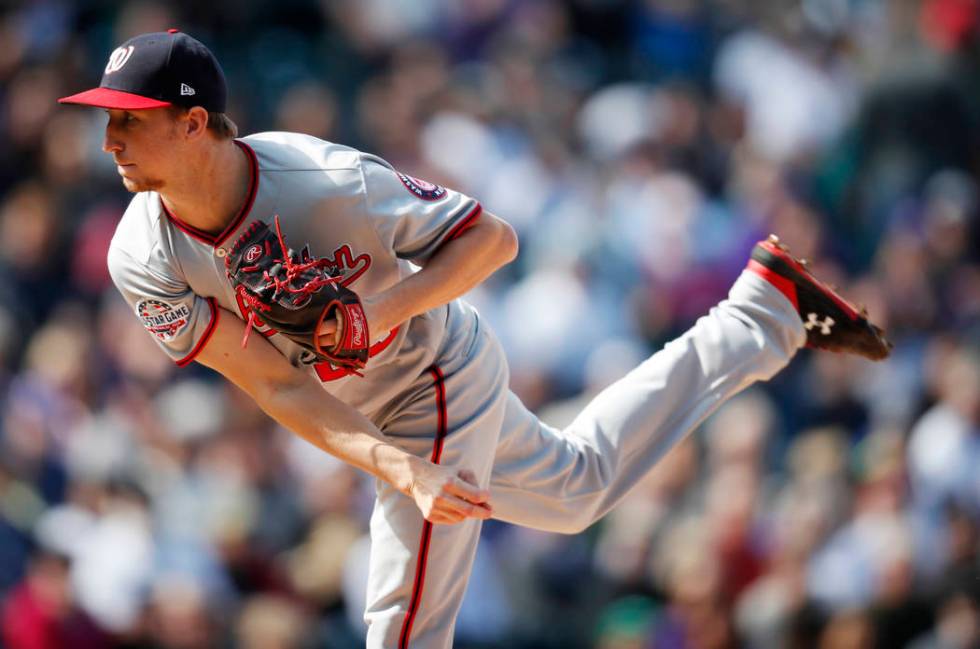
left=550, top=443, right=615, bottom=534
left=496, top=484, right=605, bottom=535
left=544, top=491, right=609, bottom=535
left=507, top=507, right=597, bottom=536
left=552, top=511, right=598, bottom=535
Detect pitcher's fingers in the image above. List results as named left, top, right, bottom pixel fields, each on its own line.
left=450, top=471, right=490, bottom=505
left=316, top=318, right=339, bottom=349
left=430, top=508, right=478, bottom=525
left=316, top=318, right=338, bottom=336
left=439, top=494, right=492, bottom=520
left=426, top=511, right=457, bottom=525
left=430, top=514, right=464, bottom=526
left=446, top=478, right=490, bottom=507
left=333, top=309, right=345, bottom=345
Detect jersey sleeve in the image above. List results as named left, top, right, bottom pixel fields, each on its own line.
left=107, top=244, right=219, bottom=367
left=359, top=154, right=482, bottom=264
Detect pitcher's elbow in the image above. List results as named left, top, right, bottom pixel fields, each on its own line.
left=498, top=220, right=519, bottom=264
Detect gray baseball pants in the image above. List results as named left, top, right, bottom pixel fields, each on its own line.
left=363, top=270, right=806, bottom=648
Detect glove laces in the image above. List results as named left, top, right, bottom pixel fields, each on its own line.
left=236, top=215, right=341, bottom=349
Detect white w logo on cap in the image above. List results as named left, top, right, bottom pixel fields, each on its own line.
left=105, top=46, right=135, bottom=74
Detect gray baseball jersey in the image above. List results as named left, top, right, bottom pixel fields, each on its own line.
left=108, top=131, right=807, bottom=649
left=108, top=132, right=483, bottom=423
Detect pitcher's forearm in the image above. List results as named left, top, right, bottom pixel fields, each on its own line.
left=195, top=308, right=422, bottom=494
left=368, top=213, right=517, bottom=334
left=253, top=373, right=419, bottom=495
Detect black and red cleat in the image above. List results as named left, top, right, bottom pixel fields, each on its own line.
left=747, top=235, right=893, bottom=361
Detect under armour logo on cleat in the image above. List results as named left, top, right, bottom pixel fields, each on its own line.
left=805, top=313, right=835, bottom=335
left=180, top=83, right=196, bottom=96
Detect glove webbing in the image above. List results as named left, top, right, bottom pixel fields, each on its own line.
left=231, top=215, right=342, bottom=349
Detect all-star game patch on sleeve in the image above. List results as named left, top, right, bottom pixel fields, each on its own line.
left=107, top=244, right=219, bottom=366
left=359, top=154, right=482, bottom=265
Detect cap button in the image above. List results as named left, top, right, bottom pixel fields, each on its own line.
left=167, top=28, right=179, bottom=34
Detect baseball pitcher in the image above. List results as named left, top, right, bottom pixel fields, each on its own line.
left=59, top=31, right=891, bottom=649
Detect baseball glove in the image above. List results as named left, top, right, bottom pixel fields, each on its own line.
left=225, top=216, right=370, bottom=371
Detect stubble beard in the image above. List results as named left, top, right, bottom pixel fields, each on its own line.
left=121, top=176, right=165, bottom=193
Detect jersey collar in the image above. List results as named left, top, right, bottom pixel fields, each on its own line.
left=159, top=139, right=259, bottom=247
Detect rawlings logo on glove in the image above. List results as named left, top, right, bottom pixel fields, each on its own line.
left=225, top=216, right=370, bottom=372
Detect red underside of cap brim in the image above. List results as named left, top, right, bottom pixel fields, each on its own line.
left=58, top=87, right=172, bottom=109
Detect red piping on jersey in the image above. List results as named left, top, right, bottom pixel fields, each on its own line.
left=429, top=366, right=448, bottom=464
left=176, top=297, right=219, bottom=367
left=160, top=140, right=259, bottom=247
left=444, top=203, right=482, bottom=243
left=398, top=365, right=447, bottom=649
left=746, top=259, right=799, bottom=310
left=313, top=326, right=401, bottom=382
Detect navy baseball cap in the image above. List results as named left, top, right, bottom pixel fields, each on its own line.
left=59, top=30, right=226, bottom=112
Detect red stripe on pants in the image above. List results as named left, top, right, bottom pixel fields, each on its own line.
left=398, top=366, right=447, bottom=648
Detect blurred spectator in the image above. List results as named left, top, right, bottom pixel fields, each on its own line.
left=594, top=595, right=658, bottom=649
left=909, top=586, right=980, bottom=649
left=818, top=608, right=875, bottom=649
left=274, top=81, right=339, bottom=141
left=236, top=593, right=313, bottom=649
left=68, top=479, right=155, bottom=636
left=907, top=342, right=980, bottom=516
left=139, top=575, right=221, bottom=649
left=0, top=549, right=109, bottom=649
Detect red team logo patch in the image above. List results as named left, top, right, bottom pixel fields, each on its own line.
left=136, top=299, right=191, bottom=342
left=397, top=172, right=446, bottom=201
left=329, top=245, right=371, bottom=286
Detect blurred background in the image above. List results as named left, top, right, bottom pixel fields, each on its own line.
left=0, top=0, right=978, bottom=647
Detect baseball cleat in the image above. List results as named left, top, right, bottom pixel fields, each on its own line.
left=747, top=235, right=893, bottom=361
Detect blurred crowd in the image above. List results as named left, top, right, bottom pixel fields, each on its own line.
left=0, top=0, right=978, bottom=648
